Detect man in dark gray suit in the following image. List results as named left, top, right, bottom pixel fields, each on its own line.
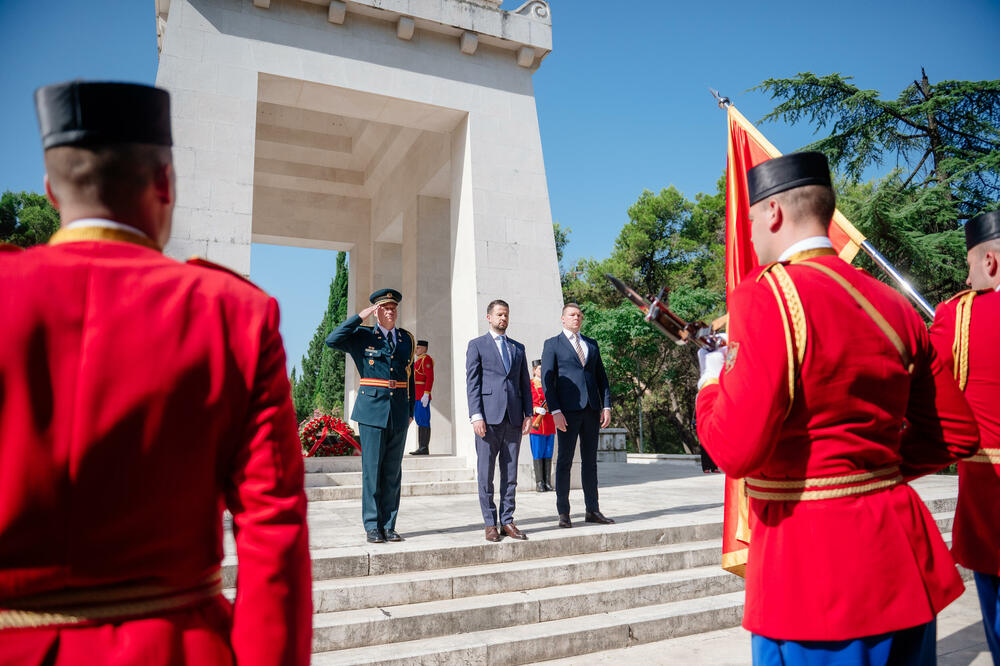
left=466, top=299, right=533, bottom=542
left=541, top=302, right=614, bottom=528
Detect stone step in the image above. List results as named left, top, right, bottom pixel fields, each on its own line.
left=311, top=590, right=746, bottom=665
left=312, top=565, right=745, bottom=652
left=222, top=520, right=723, bottom=587
left=304, top=455, right=468, bottom=473
left=306, top=479, right=479, bottom=501
left=314, top=538, right=722, bottom=612
left=305, top=467, right=476, bottom=487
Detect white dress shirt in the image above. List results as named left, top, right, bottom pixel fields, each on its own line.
left=65, top=217, right=150, bottom=238
left=777, top=236, right=833, bottom=262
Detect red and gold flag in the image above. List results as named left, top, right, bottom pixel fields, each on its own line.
left=719, top=105, right=867, bottom=576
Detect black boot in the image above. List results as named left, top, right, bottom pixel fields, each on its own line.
left=543, top=458, right=554, bottom=491
left=410, top=426, right=430, bottom=455
left=533, top=458, right=546, bottom=492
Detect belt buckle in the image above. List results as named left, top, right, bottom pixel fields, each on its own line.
left=388, top=380, right=398, bottom=389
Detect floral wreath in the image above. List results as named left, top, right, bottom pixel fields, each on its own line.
left=299, top=414, right=361, bottom=457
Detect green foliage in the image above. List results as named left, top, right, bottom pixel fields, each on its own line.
left=0, top=191, right=60, bottom=247
left=756, top=69, right=1000, bottom=303
left=290, top=251, right=349, bottom=423
left=552, top=221, right=570, bottom=266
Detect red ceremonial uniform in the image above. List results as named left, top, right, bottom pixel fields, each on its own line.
left=0, top=227, right=312, bottom=665
left=414, top=353, right=434, bottom=400
left=931, top=288, right=1000, bottom=576
left=696, top=248, right=979, bottom=641
left=530, top=378, right=555, bottom=436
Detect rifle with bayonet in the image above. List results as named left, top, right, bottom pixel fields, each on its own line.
left=605, top=274, right=727, bottom=351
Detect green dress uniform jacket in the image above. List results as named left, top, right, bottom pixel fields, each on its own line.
left=326, top=315, right=416, bottom=428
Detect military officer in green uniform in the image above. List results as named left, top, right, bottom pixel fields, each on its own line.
left=326, top=289, right=415, bottom=543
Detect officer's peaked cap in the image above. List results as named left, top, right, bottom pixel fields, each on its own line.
left=747, top=151, right=832, bottom=206
left=35, top=81, right=172, bottom=150
left=965, top=209, right=1000, bottom=251
left=370, top=288, right=402, bottom=305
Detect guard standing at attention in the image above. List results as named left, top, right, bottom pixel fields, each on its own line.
left=695, top=152, right=979, bottom=664
left=326, top=289, right=415, bottom=544
left=929, top=208, right=1000, bottom=662
left=410, top=339, right=434, bottom=455
left=0, top=81, right=312, bottom=665
left=529, top=359, right=555, bottom=492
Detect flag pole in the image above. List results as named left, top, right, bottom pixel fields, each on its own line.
left=710, top=89, right=936, bottom=319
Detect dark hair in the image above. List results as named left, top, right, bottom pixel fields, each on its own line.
left=487, top=299, right=509, bottom=315
left=562, top=302, right=582, bottom=314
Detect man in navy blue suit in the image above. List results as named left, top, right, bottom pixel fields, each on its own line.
left=466, top=299, right=533, bottom=542
left=541, top=303, right=614, bottom=528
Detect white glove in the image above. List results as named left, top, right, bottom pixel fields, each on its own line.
left=420, top=394, right=430, bottom=407
left=534, top=406, right=546, bottom=415
left=697, top=346, right=726, bottom=390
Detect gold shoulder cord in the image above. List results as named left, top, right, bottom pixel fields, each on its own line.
left=759, top=264, right=807, bottom=418
left=794, top=261, right=913, bottom=373
left=952, top=291, right=976, bottom=391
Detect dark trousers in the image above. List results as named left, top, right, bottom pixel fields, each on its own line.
left=555, top=408, right=600, bottom=516
left=358, top=422, right=408, bottom=532
left=475, top=417, right=522, bottom=526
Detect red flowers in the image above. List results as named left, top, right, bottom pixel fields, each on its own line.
left=300, top=415, right=361, bottom=457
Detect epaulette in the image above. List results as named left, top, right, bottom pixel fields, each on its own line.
left=186, top=256, right=262, bottom=290
left=0, top=242, right=24, bottom=253
left=945, top=288, right=976, bottom=304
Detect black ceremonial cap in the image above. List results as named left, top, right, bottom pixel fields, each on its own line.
left=369, top=288, right=402, bottom=305
left=965, top=210, right=1000, bottom=251
left=747, top=151, right=832, bottom=206
left=35, top=81, right=172, bottom=150
left=417, top=339, right=429, bottom=347
left=531, top=359, right=542, bottom=368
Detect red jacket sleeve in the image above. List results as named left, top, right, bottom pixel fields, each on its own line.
left=225, top=298, right=312, bottom=666
left=902, top=301, right=979, bottom=479
left=695, top=277, right=791, bottom=479
left=424, top=356, right=435, bottom=394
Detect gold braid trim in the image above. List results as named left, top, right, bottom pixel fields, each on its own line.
left=0, top=572, right=221, bottom=630
left=48, top=226, right=161, bottom=251
left=952, top=291, right=975, bottom=391
left=770, top=265, right=807, bottom=368
left=968, top=448, right=1000, bottom=465
left=746, top=466, right=902, bottom=501
left=762, top=271, right=800, bottom=417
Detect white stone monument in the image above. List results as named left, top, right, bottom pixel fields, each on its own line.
left=154, top=0, right=563, bottom=471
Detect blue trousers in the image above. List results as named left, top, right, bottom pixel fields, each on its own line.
left=414, top=399, right=430, bottom=427
left=357, top=422, right=407, bottom=532
left=974, top=571, right=1000, bottom=661
left=475, top=418, right=521, bottom=526
left=751, top=620, right=936, bottom=665
left=529, top=433, right=554, bottom=459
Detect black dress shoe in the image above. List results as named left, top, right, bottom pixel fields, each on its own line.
left=366, top=529, right=386, bottom=543
left=385, top=529, right=403, bottom=542
left=558, top=513, right=572, bottom=528
left=409, top=448, right=429, bottom=455
left=585, top=511, right=615, bottom=524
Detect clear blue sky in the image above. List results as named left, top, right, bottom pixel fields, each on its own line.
left=2, top=0, right=998, bottom=373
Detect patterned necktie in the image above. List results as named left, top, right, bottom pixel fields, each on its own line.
left=573, top=334, right=586, bottom=366
left=500, top=336, right=511, bottom=373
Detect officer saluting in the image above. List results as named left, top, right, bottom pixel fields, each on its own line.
left=930, top=208, right=1000, bottom=661
left=0, top=82, right=311, bottom=665
left=327, top=289, right=415, bottom=543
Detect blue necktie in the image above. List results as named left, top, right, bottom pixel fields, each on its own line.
left=500, top=336, right=511, bottom=373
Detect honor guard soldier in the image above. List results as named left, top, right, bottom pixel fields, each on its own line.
left=0, top=82, right=312, bottom=665
left=930, top=208, right=1000, bottom=661
left=696, top=152, right=980, bottom=664
left=410, top=339, right=434, bottom=455
left=529, top=359, right=555, bottom=492
left=326, top=289, right=415, bottom=543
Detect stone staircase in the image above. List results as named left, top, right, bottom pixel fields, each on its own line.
left=304, top=455, right=477, bottom=501
left=223, top=465, right=962, bottom=665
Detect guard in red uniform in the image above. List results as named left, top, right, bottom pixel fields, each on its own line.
left=410, top=339, right=434, bottom=455
left=696, top=152, right=979, bottom=664
left=0, top=81, right=312, bottom=666
left=930, top=208, right=1000, bottom=661
left=529, top=359, right=555, bottom=492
